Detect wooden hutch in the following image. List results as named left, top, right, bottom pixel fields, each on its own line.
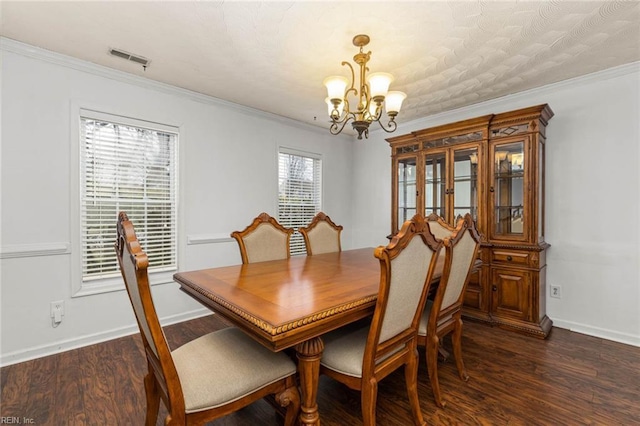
left=387, top=104, right=553, bottom=338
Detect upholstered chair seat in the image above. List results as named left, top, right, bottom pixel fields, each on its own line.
left=321, top=321, right=404, bottom=379
left=172, top=327, right=297, bottom=413
left=320, top=322, right=369, bottom=378
left=418, top=301, right=453, bottom=336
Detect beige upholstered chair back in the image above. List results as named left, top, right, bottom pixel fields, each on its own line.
left=306, top=221, right=340, bottom=254
left=428, top=221, right=455, bottom=240
left=436, top=214, right=481, bottom=313
left=373, top=214, right=442, bottom=346
left=231, top=212, right=294, bottom=264
left=299, top=212, right=343, bottom=255
left=115, top=212, right=177, bottom=398
left=379, top=236, right=438, bottom=343
left=440, top=229, right=479, bottom=310
left=426, top=213, right=457, bottom=241
left=243, top=223, right=289, bottom=263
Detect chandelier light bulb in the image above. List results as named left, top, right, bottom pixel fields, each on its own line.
left=323, top=76, right=348, bottom=102
left=385, top=91, right=407, bottom=115
left=326, top=97, right=344, bottom=118
left=367, top=72, right=393, bottom=101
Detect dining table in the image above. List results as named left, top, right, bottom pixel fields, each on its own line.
left=174, top=247, right=447, bottom=426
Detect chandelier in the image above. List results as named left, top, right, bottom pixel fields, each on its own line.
left=323, top=34, right=406, bottom=140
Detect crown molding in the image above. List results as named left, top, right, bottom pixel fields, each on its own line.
left=0, top=37, right=340, bottom=138
left=5, top=37, right=634, bottom=143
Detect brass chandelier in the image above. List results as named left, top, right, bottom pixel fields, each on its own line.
left=324, top=34, right=406, bottom=140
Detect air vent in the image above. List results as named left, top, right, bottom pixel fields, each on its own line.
left=109, top=48, right=150, bottom=67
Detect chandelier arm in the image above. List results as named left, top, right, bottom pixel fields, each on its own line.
left=377, top=118, right=398, bottom=134
left=341, top=61, right=356, bottom=93
left=358, top=65, right=365, bottom=113
left=332, top=98, right=352, bottom=123
left=330, top=115, right=354, bottom=135
left=343, top=88, right=357, bottom=115
left=362, top=76, right=371, bottom=107
left=369, top=102, right=382, bottom=122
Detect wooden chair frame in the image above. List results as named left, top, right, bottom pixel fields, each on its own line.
left=116, top=212, right=299, bottom=425
left=299, top=212, right=343, bottom=255
left=418, top=214, right=481, bottom=408
left=321, top=214, right=442, bottom=426
left=230, top=212, right=294, bottom=264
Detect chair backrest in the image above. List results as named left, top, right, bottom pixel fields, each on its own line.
left=366, top=214, right=442, bottom=368
left=429, top=214, right=481, bottom=327
left=230, top=212, right=294, bottom=264
left=426, top=213, right=457, bottom=241
left=299, top=212, right=343, bottom=255
left=115, top=212, right=184, bottom=414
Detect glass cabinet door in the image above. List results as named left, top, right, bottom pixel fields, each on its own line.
left=397, top=157, right=417, bottom=225
left=492, top=140, right=525, bottom=236
left=424, top=151, right=446, bottom=218
left=452, top=146, right=479, bottom=222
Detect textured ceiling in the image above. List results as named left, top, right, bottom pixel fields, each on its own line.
left=2, top=1, right=639, bottom=134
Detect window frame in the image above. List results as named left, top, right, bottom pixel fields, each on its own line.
left=277, top=147, right=323, bottom=256
left=71, top=106, right=179, bottom=297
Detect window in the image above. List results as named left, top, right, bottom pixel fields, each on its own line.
left=278, top=149, right=322, bottom=255
left=78, top=110, right=178, bottom=291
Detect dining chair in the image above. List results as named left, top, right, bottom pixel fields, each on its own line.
left=115, top=212, right=300, bottom=425
left=319, top=214, right=443, bottom=426
left=230, top=212, right=294, bottom=264
left=299, top=212, right=343, bottom=255
left=417, top=213, right=481, bottom=408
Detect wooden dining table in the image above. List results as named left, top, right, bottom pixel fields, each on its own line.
left=174, top=247, right=446, bottom=426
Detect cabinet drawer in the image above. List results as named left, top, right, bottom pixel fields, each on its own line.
left=491, top=250, right=529, bottom=266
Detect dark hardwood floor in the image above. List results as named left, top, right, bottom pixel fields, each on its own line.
left=2, top=314, right=639, bottom=425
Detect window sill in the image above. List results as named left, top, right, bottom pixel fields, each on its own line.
left=72, top=270, right=176, bottom=298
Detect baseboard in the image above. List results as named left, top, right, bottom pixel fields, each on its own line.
left=3, top=312, right=637, bottom=366
left=551, top=318, right=640, bottom=347
left=0, top=309, right=213, bottom=367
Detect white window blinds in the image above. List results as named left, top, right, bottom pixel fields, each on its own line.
left=278, top=150, right=322, bottom=256
left=80, top=112, right=178, bottom=281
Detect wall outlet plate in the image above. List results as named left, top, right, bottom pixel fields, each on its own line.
left=50, top=300, right=65, bottom=319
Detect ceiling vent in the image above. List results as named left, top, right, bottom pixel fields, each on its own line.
left=109, top=48, right=150, bottom=67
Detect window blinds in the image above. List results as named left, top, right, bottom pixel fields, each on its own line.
left=80, top=114, right=178, bottom=281
left=278, top=150, right=322, bottom=256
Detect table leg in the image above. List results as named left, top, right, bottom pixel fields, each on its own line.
left=295, top=336, right=324, bottom=426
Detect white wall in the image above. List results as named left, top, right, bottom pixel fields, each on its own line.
left=0, top=40, right=354, bottom=365
left=357, top=63, right=640, bottom=346
left=2, top=39, right=638, bottom=367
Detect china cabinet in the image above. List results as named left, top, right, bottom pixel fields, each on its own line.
left=387, top=104, right=553, bottom=338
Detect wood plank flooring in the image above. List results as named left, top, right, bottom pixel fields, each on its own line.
left=2, top=314, right=639, bottom=425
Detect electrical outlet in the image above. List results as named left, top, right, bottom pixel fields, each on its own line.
left=50, top=300, right=64, bottom=325
left=550, top=285, right=561, bottom=299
